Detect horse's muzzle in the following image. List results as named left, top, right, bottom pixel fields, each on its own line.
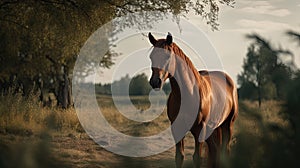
left=149, top=77, right=162, bottom=89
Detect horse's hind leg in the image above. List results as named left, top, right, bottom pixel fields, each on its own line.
left=206, top=127, right=222, bottom=168
left=221, top=119, right=231, bottom=155
left=193, top=139, right=203, bottom=168
left=175, top=138, right=185, bottom=168
left=221, top=108, right=237, bottom=154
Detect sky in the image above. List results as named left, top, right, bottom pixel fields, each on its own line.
left=91, top=0, right=300, bottom=84
left=191, top=0, right=300, bottom=83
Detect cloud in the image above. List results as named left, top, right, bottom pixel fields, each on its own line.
left=239, top=1, right=291, bottom=17
left=233, top=19, right=292, bottom=33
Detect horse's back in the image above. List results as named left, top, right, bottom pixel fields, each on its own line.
left=198, top=70, right=238, bottom=128
left=199, top=70, right=235, bottom=90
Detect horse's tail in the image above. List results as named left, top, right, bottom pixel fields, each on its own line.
left=232, top=81, right=239, bottom=123
left=219, top=73, right=238, bottom=154
left=225, top=73, right=238, bottom=123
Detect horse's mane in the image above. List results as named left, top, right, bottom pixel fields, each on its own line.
left=167, top=43, right=200, bottom=79
left=161, top=42, right=210, bottom=99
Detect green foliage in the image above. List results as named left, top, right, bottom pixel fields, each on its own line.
left=111, top=74, right=131, bottom=95
left=129, top=73, right=151, bottom=95
left=261, top=81, right=277, bottom=100
left=0, top=0, right=235, bottom=107
left=225, top=101, right=296, bottom=168
left=238, top=81, right=258, bottom=100
left=238, top=34, right=293, bottom=102
left=96, top=73, right=172, bottom=96
left=232, top=29, right=300, bottom=167
left=286, top=29, right=300, bottom=113
left=286, top=71, right=300, bottom=113
left=0, top=0, right=119, bottom=107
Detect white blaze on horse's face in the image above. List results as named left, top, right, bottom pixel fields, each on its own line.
left=149, top=47, right=171, bottom=88
left=148, top=32, right=174, bottom=90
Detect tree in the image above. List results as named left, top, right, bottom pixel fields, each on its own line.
left=286, top=29, right=300, bottom=113
left=287, top=30, right=300, bottom=46
left=111, top=74, right=131, bottom=95
left=0, top=0, right=235, bottom=108
left=238, top=33, right=293, bottom=106
left=129, top=73, right=151, bottom=95
left=0, top=0, right=116, bottom=108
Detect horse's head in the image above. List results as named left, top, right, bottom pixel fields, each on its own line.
left=148, top=32, right=176, bottom=89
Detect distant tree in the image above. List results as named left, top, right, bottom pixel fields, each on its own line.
left=162, top=81, right=171, bottom=95
left=111, top=74, right=131, bottom=95
left=238, top=33, right=293, bottom=106
left=95, top=83, right=112, bottom=95
left=129, top=73, right=151, bottom=95
left=237, top=81, right=258, bottom=101
left=286, top=29, right=300, bottom=113
left=96, top=73, right=172, bottom=96
left=285, top=30, right=300, bottom=166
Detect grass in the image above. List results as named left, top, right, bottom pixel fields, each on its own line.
left=98, top=94, right=170, bottom=136
left=227, top=100, right=294, bottom=168
left=0, top=91, right=295, bottom=168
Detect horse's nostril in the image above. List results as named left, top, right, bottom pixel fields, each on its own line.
left=149, top=80, right=153, bottom=86
left=157, top=78, right=162, bottom=86
left=149, top=78, right=161, bottom=88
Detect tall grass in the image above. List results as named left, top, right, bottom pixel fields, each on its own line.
left=225, top=100, right=296, bottom=168
left=0, top=88, right=80, bottom=135
left=0, top=88, right=78, bottom=168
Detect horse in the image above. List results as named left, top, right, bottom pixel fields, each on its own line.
left=148, top=32, right=238, bottom=168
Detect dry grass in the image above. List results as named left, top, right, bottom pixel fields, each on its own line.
left=227, top=100, right=294, bottom=168
left=0, top=90, right=80, bottom=136
left=98, top=95, right=170, bottom=136
left=0, top=92, right=293, bottom=168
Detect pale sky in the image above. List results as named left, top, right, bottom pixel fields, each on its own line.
left=93, top=0, right=300, bottom=84
left=193, top=0, right=300, bottom=83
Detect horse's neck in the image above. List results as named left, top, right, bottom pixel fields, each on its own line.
left=170, top=54, right=202, bottom=97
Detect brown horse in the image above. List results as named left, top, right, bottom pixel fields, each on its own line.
left=148, top=32, right=238, bottom=168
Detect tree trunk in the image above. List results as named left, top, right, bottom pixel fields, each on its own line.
left=58, top=67, right=72, bottom=109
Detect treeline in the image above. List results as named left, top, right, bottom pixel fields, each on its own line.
left=238, top=31, right=300, bottom=107
left=95, top=73, right=171, bottom=96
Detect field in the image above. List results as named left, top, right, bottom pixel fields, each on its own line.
left=0, top=93, right=292, bottom=168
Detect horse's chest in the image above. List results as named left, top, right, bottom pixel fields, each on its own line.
left=167, top=93, right=181, bottom=122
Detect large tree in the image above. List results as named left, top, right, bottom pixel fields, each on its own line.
left=286, top=30, right=300, bottom=113
left=0, top=0, right=235, bottom=108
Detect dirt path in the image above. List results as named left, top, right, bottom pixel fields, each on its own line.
left=0, top=131, right=208, bottom=168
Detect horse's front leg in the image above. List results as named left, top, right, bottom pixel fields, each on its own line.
left=175, top=138, right=185, bottom=168
left=191, top=125, right=203, bottom=168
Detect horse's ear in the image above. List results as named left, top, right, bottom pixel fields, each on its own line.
left=166, top=32, right=173, bottom=45
left=148, top=32, right=157, bottom=46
